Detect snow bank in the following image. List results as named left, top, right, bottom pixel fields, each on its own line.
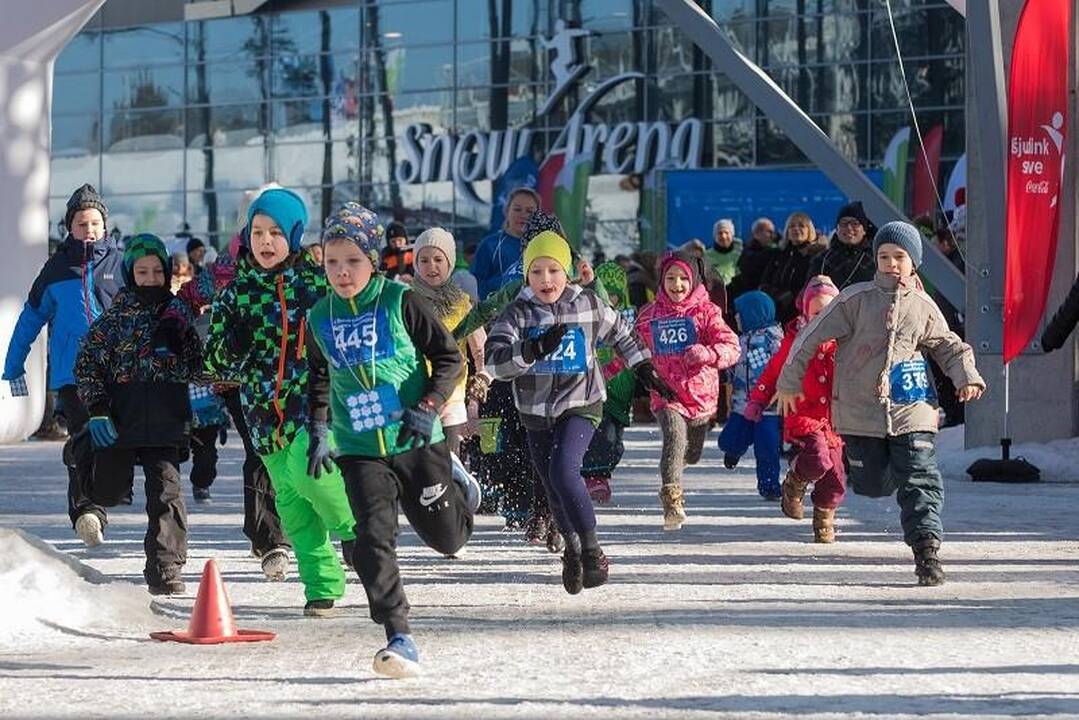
left=0, top=528, right=158, bottom=647
left=936, top=425, right=1079, bottom=484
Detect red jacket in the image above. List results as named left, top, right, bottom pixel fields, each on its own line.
left=751, top=319, right=839, bottom=446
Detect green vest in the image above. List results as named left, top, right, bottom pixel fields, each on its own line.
left=308, top=276, right=444, bottom=458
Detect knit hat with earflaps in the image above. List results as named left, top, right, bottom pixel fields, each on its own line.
left=321, top=202, right=384, bottom=266
left=246, top=188, right=308, bottom=252
left=122, top=233, right=171, bottom=289
left=65, top=183, right=108, bottom=231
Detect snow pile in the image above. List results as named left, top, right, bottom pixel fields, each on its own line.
left=936, top=425, right=1079, bottom=484
left=0, top=528, right=158, bottom=647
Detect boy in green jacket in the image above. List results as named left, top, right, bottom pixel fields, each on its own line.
left=306, top=204, right=478, bottom=679
left=205, top=188, right=356, bottom=617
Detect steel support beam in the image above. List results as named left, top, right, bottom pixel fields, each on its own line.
left=656, top=0, right=965, bottom=309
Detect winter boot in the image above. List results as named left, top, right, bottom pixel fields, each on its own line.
left=723, top=453, right=740, bottom=469
left=659, top=484, right=687, bottom=531
left=781, top=469, right=809, bottom=520
left=524, top=512, right=548, bottom=546
left=585, top=475, right=612, bottom=504
left=581, top=547, right=610, bottom=589
left=303, top=598, right=337, bottom=617
left=193, top=486, right=212, bottom=504
left=74, top=512, right=103, bottom=547
left=912, top=535, right=945, bottom=586
left=261, top=547, right=290, bottom=581
left=373, top=633, right=420, bottom=678
left=147, top=578, right=186, bottom=596
left=341, top=539, right=356, bottom=570
left=561, top=535, right=584, bottom=595
left=545, top=521, right=564, bottom=554
left=812, top=507, right=836, bottom=543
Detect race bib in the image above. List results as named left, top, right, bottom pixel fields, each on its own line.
left=651, top=317, right=697, bottom=355
left=330, top=310, right=393, bottom=367
left=889, top=359, right=937, bottom=405
left=344, top=384, right=402, bottom=433
left=528, top=326, right=588, bottom=375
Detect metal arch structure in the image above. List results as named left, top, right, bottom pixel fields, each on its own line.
left=655, top=0, right=965, bottom=311
left=0, top=0, right=105, bottom=443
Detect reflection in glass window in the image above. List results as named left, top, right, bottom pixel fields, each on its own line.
left=368, top=1, right=454, bottom=47
left=358, top=91, right=452, bottom=141
left=273, top=8, right=359, bottom=55
left=457, top=0, right=542, bottom=40
left=52, top=73, right=101, bottom=115
left=869, top=7, right=963, bottom=60
left=185, top=189, right=249, bottom=244
left=654, top=27, right=697, bottom=77
left=756, top=117, right=809, bottom=165
left=103, top=24, right=184, bottom=68
left=362, top=45, right=454, bottom=93
left=274, top=142, right=357, bottom=188
left=104, top=109, right=183, bottom=152
left=185, top=147, right=268, bottom=192
left=272, top=99, right=360, bottom=143
left=104, top=192, right=185, bottom=239
left=723, top=20, right=755, bottom=57
left=51, top=156, right=101, bottom=203
left=102, top=150, right=183, bottom=194
left=869, top=58, right=963, bottom=111
left=103, top=66, right=184, bottom=110
left=456, top=86, right=536, bottom=131
left=186, top=105, right=268, bottom=148
left=713, top=79, right=752, bottom=121
left=52, top=115, right=100, bottom=155
left=187, top=16, right=269, bottom=62
left=713, top=0, right=755, bottom=23
left=187, top=62, right=268, bottom=105
left=581, top=31, right=641, bottom=82
left=564, top=0, right=635, bottom=31
left=713, top=120, right=754, bottom=167
left=56, top=31, right=100, bottom=75
left=457, top=39, right=542, bottom=88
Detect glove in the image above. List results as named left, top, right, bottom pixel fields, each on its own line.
left=634, top=361, right=677, bottom=401
left=396, top=398, right=439, bottom=448
left=152, top=316, right=187, bottom=356
left=224, top=320, right=253, bottom=358
left=684, top=344, right=714, bottom=370
left=88, top=416, right=118, bottom=449
left=521, top=323, right=567, bottom=363
left=466, top=372, right=491, bottom=405
left=218, top=426, right=229, bottom=446
left=7, top=375, right=28, bottom=397
left=743, top=400, right=764, bottom=423
left=305, top=422, right=338, bottom=479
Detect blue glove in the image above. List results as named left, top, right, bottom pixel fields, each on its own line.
left=306, top=422, right=337, bottom=479
left=396, top=399, right=438, bottom=448
left=7, top=375, right=28, bottom=397
left=88, top=416, right=118, bottom=449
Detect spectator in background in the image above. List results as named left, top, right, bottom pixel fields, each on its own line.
left=304, top=240, right=324, bottom=266
left=807, top=201, right=876, bottom=289
left=380, top=221, right=414, bottom=281
left=704, top=218, right=743, bottom=288
left=759, top=212, right=827, bottom=324
left=470, top=187, right=540, bottom=300
left=728, top=217, right=780, bottom=303
left=170, top=251, right=192, bottom=294
left=186, top=237, right=207, bottom=271
left=452, top=240, right=480, bottom=305
left=626, top=250, right=659, bottom=308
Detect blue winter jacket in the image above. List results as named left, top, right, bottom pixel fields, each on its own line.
left=3, top=235, right=124, bottom=389
left=471, top=230, right=524, bottom=301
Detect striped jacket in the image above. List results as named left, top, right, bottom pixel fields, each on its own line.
left=486, top=284, right=649, bottom=429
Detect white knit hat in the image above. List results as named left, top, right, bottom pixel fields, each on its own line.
left=414, top=227, right=456, bottom=268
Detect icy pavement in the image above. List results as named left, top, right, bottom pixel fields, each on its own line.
left=1, top=426, right=1077, bottom=719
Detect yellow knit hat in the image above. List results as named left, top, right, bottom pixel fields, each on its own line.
left=523, top=230, right=572, bottom=274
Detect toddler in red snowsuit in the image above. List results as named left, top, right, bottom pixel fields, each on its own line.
left=746, top=276, right=843, bottom=542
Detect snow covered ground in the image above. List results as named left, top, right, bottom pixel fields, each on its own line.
left=1, top=426, right=1077, bottom=719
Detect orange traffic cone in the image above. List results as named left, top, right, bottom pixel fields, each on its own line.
left=151, top=559, right=275, bottom=644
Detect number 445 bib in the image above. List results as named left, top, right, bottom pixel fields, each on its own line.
left=527, top=326, right=588, bottom=374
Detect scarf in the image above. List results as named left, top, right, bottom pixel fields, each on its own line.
left=413, top=276, right=470, bottom=320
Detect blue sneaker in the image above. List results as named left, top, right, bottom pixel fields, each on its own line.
left=373, top=633, right=420, bottom=678
left=449, top=452, right=482, bottom=514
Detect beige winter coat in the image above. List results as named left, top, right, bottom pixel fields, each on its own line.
left=776, top=273, right=985, bottom=438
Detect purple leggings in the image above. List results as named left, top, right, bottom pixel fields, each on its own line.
left=526, top=415, right=598, bottom=537
left=791, top=430, right=847, bottom=510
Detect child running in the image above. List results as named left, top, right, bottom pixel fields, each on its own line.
left=486, top=231, right=670, bottom=593
left=776, top=221, right=984, bottom=585
left=636, top=252, right=741, bottom=530
left=306, top=204, right=478, bottom=678
left=205, top=188, right=356, bottom=617
left=73, top=234, right=203, bottom=594
left=747, top=276, right=844, bottom=542
left=718, top=290, right=785, bottom=499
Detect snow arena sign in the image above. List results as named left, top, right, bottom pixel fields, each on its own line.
left=393, top=22, right=704, bottom=203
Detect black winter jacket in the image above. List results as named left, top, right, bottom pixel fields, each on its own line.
left=1041, top=273, right=1079, bottom=352
left=806, top=234, right=875, bottom=290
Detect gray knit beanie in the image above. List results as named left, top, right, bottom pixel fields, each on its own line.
left=873, top=220, right=923, bottom=268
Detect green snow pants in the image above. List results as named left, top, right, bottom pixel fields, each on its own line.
left=262, top=428, right=356, bottom=601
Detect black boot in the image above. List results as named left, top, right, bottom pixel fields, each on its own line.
left=341, top=539, right=356, bottom=570
left=912, top=535, right=945, bottom=586
left=582, top=547, right=610, bottom=589
left=561, top=534, right=583, bottom=595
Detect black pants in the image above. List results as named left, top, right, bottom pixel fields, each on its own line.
left=58, top=385, right=106, bottom=528
left=92, top=446, right=187, bottom=583
left=222, top=389, right=289, bottom=554
left=843, top=432, right=944, bottom=545
left=475, top=380, right=539, bottom=521
left=338, top=442, right=473, bottom=637
left=186, top=425, right=220, bottom=490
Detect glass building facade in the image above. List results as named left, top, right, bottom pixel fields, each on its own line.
left=50, top=0, right=965, bottom=255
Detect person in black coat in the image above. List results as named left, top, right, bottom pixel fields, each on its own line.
left=728, top=217, right=780, bottom=301
left=807, top=200, right=877, bottom=289
left=1041, top=273, right=1079, bottom=352
left=759, top=211, right=827, bottom=324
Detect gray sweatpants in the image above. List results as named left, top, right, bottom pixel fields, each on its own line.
left=658, top=408, right=711, bottom=488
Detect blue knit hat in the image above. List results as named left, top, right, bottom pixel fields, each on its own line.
left=733, top=290, right=776, bottom=333
left=873, top=220, right=923, bottom=269
left=321, top=202, right=384, bottom=265
left=246, top=188, right=308, bottom=252
left=122, top=233, right=170, bottom=289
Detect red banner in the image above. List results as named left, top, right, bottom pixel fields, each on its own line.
left=1003, top=0, right=1071, bottom=363
left=911, top=124, right=943, bottom=218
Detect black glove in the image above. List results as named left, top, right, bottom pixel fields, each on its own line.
left=396, top=398, right=439, bottom=448
left=306, top=422, right=338, bottom=479
left=218, top=426, right=228, bottom=446
left=224, top=320, right=254, bottom=358
left=634, top=361, right=677, bottom=401
left=521, top=323, right=567, bottom=363
left=152, top=316, right=186, bottom=357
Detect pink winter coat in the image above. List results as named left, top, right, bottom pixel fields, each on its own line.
left=636, top=284, right=741, bottom=421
